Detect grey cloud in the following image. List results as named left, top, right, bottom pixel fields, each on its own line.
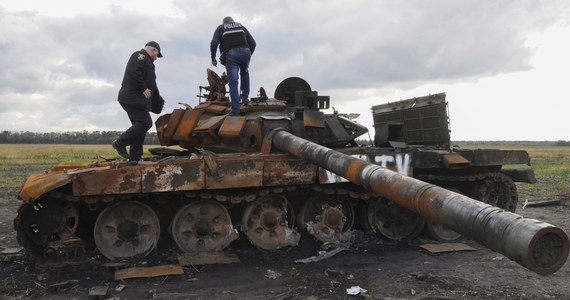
left=0, top=0, right=569, bottom=137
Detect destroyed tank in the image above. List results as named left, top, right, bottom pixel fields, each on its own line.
left=15, top=69, right=569, bottom=275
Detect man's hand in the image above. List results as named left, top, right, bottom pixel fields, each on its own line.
left=211, top=59, right=217, bottom=67
left=143, top=89, right=152, bottom=99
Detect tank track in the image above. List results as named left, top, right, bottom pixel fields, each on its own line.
left=15, top=183, right=376, bottom=264
left=415, top=172, right=519, bottom=212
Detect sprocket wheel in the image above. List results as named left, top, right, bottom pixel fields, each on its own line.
left=15, top=197, right=79, bottom=261
left=470, top=173, right=518, bottom=212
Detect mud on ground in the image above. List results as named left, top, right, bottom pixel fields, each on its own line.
left=0, top=163, right=569, bottom=300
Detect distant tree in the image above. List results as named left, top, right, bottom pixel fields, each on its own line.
left=554, top=140, right=570, bottom=146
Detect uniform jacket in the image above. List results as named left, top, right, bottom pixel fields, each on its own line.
left=210, top=21, right=256, bottom=61
left=118, top=49, right=161, bottom=111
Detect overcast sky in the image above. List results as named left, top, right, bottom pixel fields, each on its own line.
left=1, top=0, right=569, bottom=141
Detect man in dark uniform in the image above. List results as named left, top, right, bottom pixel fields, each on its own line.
left=210, top=16, right=256, bottom=116
left=112, top=41, right=164, bottom=165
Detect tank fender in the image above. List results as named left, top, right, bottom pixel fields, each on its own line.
left=18, top=171, right=73, bottom=203
left=501, top=168, right=537, bottom=183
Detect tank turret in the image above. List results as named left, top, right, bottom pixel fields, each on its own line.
left=153, top=69, right=367, bottom=153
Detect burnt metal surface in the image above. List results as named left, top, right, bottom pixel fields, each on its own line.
left=142, top=161, right=204, bottom=192
left=66, top=156, right=320, bottom=197
left=73, top=167, right=141, bottom=196
left=274, top=77, right=312, bottom=104
left=456, top=149, right=532, bottom=166
left=271, top=129, right=569, bottom=275
left=18, top=171, right=73, bottom=202
left=372, top=93, right=449, bottom=148
left=263, top=158, right=317, bottom=186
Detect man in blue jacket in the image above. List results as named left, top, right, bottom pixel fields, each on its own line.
left=210, top=16, right=256, bottom=116
left=112, top=41, right=164, bottom=165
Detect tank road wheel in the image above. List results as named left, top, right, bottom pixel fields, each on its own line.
left=241, top=195, right=300, bottom=250
left=94, top=201, right=160, bottom=260
left=171, top=200, right=238, bottom=253
left=366, top=198, right=425, bottom=240
left=15, top=197, right=79, bottom=261
left=297, top=195, right=355, bottom=243
left=471, top=173, right=518, bottom=212
left=424, top=187, right=462, bottom=242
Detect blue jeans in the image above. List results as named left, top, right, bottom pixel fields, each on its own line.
left=225, top=48, right=251, bottom=114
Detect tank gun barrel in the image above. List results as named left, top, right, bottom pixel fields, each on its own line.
left=271, top=129, right=569, bottom=275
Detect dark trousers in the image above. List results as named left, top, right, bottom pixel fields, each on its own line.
left=117, top=102, right=152, bottom=161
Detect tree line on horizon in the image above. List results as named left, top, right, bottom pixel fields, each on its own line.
left=0, top=130, right=568, bottom=146
left=0, top=130, right=160, bottom=145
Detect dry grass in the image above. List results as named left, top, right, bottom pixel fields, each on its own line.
left=0, top=144, right=158, bottom=164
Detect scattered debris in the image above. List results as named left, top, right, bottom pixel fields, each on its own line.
left=265, top=269, right=282, bottom=279
left=419, top=243, right=475, bottom=254
left=36, top=273, right=49, bottom=281
left=346, top=286, right=367, bottom=295
left=0, top=247, right=25, bottom=261
left=48, top=280, right=79, bottom=292
left=178, top=251, right=240, bottom=266
left=148, top=289, right=158, bottom=299
left=114, top=284, right=126, bottom=292
left=493, top=256, right=505, bottom=261
left=523, top=199, right=562, bottom=208
left=115, top=264, right=184, bottom=280
left=294, top=247, right=348, bottom=264
left=88, top=285, right=109, bottom=300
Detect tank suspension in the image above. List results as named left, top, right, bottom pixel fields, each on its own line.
left=241, top=194, right=300, bottom=250
left=364, top=197, right=425, bottom=240
left=15, top=197, right=79, bottom=262
left=93, top=201, right=160, bottom=260
left=297, top=194, right=355, bottom=243
left=171, top=200, right=238, bottom=252
left=271, top=129, right=569, bottom=275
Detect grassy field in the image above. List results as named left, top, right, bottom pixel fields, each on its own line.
left=0, top=144, right=159, bottom=203
left=0, top=144, right=568, bottom=202
left=454, top=144, right=570, bottom=202
left=0, top=144, right=160, bottom=163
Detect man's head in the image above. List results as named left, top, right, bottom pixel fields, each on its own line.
left=144, top=41, right=163, bottom=60
left=223, top=16, right=234, bottom=23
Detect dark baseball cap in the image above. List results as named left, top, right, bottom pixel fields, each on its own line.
left=145, top=41, right=163, bottom=57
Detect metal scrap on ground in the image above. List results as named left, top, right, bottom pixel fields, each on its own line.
left=177, top=252, right=240, bottom=266
left=114, top=264, right=184, bottom=280
left=419, top=243, right=475, bottom=254
left=294, top=247, right=348, bottom=264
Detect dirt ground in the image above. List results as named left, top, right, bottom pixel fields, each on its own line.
left=0, top=165, right=569, bottom=300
